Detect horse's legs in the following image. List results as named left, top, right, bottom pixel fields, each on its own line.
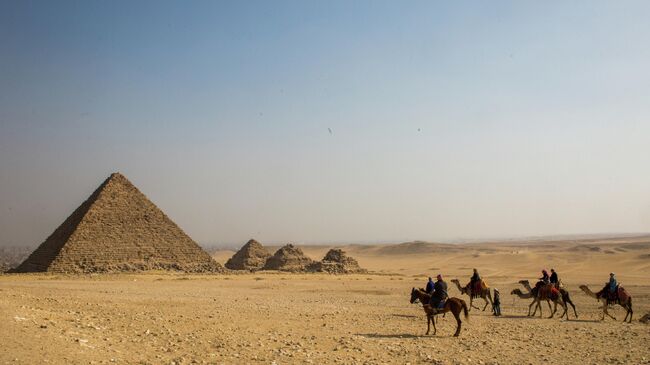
left=426, top=315, right=431, bottom=335
left=432, top=315, right=437, bottom=335
left=546, top=300, right=552, bottom=312
left=453, top=308, right=462, bottom=337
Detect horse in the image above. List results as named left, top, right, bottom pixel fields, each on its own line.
left=409, top=288, right=469, bottom=337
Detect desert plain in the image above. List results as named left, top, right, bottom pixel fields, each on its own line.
left=2, top=235, right=650, bottom=365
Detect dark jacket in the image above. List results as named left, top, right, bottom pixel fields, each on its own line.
left=471, top=272, right=481, bottom=283
left=539, top=273, right=550, bottom=284
left=425, top=280, right=434, bottom=294
left=432, top=280, right=448, bottom=300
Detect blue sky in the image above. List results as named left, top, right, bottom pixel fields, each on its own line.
left=1, top=1, right=650, bottom=246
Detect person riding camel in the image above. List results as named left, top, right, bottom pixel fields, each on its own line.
left=470, top=268, right=482, bottom=295
left=539, top=269, right=550, bottom=284
left=534, top=269, right=550, bottom=292
left=602, top=272, right=618, bottom=302
left=425, top=277, right=434, bottom=294
left=550, top=268, right=559, bottom=288
left=428, top=274, right=448, bottom=312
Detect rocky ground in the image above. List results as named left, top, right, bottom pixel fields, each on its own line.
left=3, top=236, right=650, bottom=364
left=1, top=272, right=649, bottom=365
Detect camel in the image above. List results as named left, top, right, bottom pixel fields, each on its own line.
left=450, top=279, right=493, bottom=311
left=409, top=288, right=469, bottom=337
left=518, top=280, right=578, bottom=318
left=510, top=288, right=549, bottom=316
left=511, top=286, right=569, bottom=319
left=579, top=285, right=633, bottom=322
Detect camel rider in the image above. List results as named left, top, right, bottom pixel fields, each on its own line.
left=425, top=277, right=434, bottom=294
left=539, top=269, right=550, bottom=285
left=605, top=273, right=618, bottom=299
left=470, top=268, right=482, bottom=294
left=550, top=269, right=559, bottom=287
left=429, top=274, right=448, bottom=311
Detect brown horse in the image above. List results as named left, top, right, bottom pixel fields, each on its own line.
left=409, top=288, right=469, bottom=337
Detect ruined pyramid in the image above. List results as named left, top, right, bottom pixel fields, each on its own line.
left=225, top=239, right=271, bottom=271
left=11, top=173, right=224, bottom=273
left=263, top=244, right=315, bottom=272
left=308, top=248, right=366, bottom=274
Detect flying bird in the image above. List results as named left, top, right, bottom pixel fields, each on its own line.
left=328, top=128, right=332, bottom=134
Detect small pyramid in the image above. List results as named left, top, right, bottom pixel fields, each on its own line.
left=263, top=244, right=314, bottom=272
left=309, top=248, right=367, bottom=274
left=225, top=239, right=271, bottom=271
left=11, top=173, right=224, bottom=273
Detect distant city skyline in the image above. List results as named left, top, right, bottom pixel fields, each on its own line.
left=2, top=1, right=650, bottom=247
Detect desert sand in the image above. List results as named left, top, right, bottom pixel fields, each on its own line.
left=2, top=235, right=650, bottom=364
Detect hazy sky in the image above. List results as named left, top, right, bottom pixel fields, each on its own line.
left=1, top=1, right=650, bottom=247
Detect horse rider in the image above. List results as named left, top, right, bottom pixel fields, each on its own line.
left=549, top=268, right=559, bottom=287
left=429, top=274, right=448, bottom=312
left=425, top=277, right=435, bottom=294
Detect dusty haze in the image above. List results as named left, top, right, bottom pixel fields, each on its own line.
left=2, top=2, right=650, bottom=248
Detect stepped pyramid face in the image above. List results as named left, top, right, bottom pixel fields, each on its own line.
left=12, top=173, right=223, bottom=273
left=263, top=244, right=314, bottom=272
left=309, top=248, right=366, bottom=274
left=225, top=239, right=271, bottom=271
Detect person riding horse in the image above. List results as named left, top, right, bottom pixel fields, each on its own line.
left=425, top=277, right=434, bottom=294
left=429, top=274, right=448, bottom=312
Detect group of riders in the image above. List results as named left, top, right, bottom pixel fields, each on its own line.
left=423, top=268, right=621, bottom=313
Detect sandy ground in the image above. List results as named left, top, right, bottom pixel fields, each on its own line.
left=2, top=236, right=650, bottom=365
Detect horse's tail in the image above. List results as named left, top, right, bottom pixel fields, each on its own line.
left=461, top=299, right=469, bottom=320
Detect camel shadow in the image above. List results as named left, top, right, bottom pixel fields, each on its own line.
left=391, top=314, right=419, bottom=319
left=495, top=314, right=544, bottom=320
left=356, top=333, right=434, bottom=339
left=566, top=319, right=600, bottom=323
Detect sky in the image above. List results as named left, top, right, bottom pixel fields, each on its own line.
left=1, top=1, right=650, bottom=247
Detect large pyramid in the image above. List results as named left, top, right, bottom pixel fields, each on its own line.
left=225, top=239, right=271, bottom=271
left=11, top=173, right=224, bottom=273
left=263, top=244, right=315, bottom=272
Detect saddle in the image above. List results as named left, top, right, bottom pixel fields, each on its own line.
left=617, top=286, right=629, bottom=303
left=539, top=284, right=560, bottom=300
left=468, top=280, right=487, bottom=298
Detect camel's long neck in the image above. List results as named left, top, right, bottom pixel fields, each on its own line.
left=581, top=286, right=599, bottom=299
left=521, top=282, right=532, bottom=292
left=452, top=280, right=464, bottom=292
left=514, top=291, right=533, bottom=299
